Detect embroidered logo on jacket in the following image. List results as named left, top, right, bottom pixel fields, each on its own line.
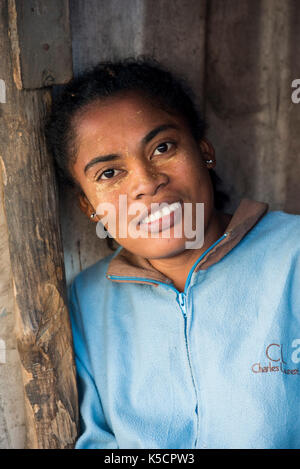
left=251, top=340, right=300, bottom=375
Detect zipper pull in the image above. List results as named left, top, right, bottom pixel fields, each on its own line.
left=178, top=292, right=187, bottom=317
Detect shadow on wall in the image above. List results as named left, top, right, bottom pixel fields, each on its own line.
left=286, top=2, right=300, bottom=214
left=59, top=183, right=112, bottom=286
left=205, top=0, right=300, bottom=215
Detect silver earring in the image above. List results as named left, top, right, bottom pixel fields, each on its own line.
left=205, top=159, right=214, bottom=164
left=90, top=212, right=96, bottom=219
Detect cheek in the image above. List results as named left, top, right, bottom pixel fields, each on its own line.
left=89, top=174, right=131, bottom=205
left=168, top=152, right=203, bottom=181
left=94, top=190, right=120, bottom=213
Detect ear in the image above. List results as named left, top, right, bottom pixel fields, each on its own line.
left=199, top=138, right=216, bottom=169
left=78, top=192, right=98, bottom=222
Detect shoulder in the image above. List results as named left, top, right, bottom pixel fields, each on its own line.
left=67, top=250, right=122, bottom=353
left=73, top=251, right=116, bottom=289
left=260, top=209, right=300, bottom=229
left=251, top=210, right=300, bottom=245
left=68, top=248, right=121, bottom=309
left=244, top=210, right=300, bottom=265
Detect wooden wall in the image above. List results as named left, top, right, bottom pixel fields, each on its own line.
left=0, top=172, right=25, bottom=448
left=205, top=0, right=300, bottom=215
left=0, top=0, right=76, bottom=448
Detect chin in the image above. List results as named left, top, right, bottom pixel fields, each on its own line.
left=136, top=238, right=188, bottom=260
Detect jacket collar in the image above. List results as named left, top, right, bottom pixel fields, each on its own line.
left=106, top=198, right=269, bottom=286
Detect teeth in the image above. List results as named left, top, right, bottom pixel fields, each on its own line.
left=162, top=206, right=171, bottom=216
left=141, top=201, right=181, bottom=224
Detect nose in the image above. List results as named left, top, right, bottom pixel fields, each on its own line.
left=129, top=161, right=169, bottom=200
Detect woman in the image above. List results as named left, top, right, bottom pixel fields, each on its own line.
left=46, top=58, right=300, bottom=449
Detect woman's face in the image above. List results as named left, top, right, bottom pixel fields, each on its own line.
left=71, top=91, right=216, bottom=259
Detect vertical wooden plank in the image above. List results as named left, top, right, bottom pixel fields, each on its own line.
left=10, top=0, right=73, bottom=89
left=0, top=1, right=78, bottom=448
left=205, top=0, right=300, bottom=213
left=0, top=163, right=25, bottom=449
left=285, top=0, right=300, bottom=214
left=142, top=0, right=207, bottom=111
left=70, top=0, right=145, bottom=75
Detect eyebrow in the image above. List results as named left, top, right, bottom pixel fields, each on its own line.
left=84, top=154, right=119, bottom=174
left=84, top=123, right=179, bottom=174
left=141, top=123, right=179, bottom=145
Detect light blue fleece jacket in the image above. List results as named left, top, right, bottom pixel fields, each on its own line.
left=68, top=199, right=300, bottom=449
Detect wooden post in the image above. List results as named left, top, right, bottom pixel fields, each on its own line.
left=0, top=0, right=78, bottom=448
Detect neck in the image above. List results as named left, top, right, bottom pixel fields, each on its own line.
left=148, top=209, right=232, bottom=292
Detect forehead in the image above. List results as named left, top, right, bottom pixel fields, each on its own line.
left=74, top=92, right=185, bottom=147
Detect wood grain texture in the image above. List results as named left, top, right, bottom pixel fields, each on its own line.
left=0, top=1, right=78, bottom=448
left=9, top=0, right=73, bottom=90
left=0, top=164, right=25, bottom=449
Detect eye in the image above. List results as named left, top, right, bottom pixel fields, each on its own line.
left=153, top=142, right=174, bottom=156
left=96, top=168, right=122, bottom=181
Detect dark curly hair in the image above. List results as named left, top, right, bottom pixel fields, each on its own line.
left=45, top=56, right=230, bottom=249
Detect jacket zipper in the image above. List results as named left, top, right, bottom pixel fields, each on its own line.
left=107, top=233, right=228, bottom=447
left=177, top=290, right=199, bottom=447
left=178, top=292, right=186, bottom=316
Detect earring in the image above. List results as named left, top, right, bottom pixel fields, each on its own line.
left=205, top=159, right=214, bottom=164
left=90, top=212, right=96, bottom=219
